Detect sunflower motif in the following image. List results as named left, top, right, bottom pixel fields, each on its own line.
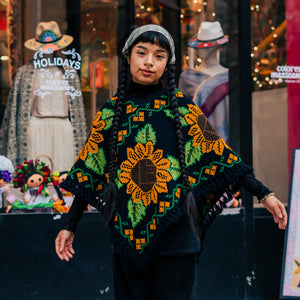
left=119, top=141, right=172, bottom=207
left=78, top=111, right=105, bottom=161
left=184, top=104, right=229, bottom=156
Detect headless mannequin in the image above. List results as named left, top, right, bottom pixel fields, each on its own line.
left=193, top=46, right=228, bottom=76
left=179, top=45, right=228, bottom=99
left=192, top=46, right=230, bottom=143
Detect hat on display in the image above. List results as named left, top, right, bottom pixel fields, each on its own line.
left=0, top=155, right=14, bottom=174
left=24, top=21, right=73, bottom=52
left=188, top=21, right=228, bottom=49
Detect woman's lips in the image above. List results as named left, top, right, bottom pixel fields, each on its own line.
left=140, top=69, right=154, bottom=76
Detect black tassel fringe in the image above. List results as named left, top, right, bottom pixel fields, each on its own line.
left=101, top=182, right=118, bottom=225
left=183, top=190, right=200, bottom=241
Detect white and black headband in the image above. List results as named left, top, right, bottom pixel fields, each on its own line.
left=122, top=24, right=176, bottom=65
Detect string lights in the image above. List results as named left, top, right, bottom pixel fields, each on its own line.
left=251, top=1, right=286, bottom=91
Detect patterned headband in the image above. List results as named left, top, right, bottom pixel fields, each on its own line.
left=122, top=24, right=176, bottom=64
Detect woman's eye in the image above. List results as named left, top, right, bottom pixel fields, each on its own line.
left=39, top=178, right=42, bottom=181
left=31, top=180, right=34, bottom=183
left=137, top=51, right=145, bottom=55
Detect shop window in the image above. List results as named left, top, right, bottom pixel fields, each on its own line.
left=80, top=0, right=119, bottom=127
left=251, top=0, right=288, bottom=204
left=0, top=0, right=122, bottom=215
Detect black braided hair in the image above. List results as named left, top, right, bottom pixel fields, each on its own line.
left=167, top=65, right=199, bottom=239
left=102, top=56, right=128, bottom=224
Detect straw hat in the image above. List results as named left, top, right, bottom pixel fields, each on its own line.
left=24, top=21, right=73, bottom=52
left=188, top=21, right=228, bottom=49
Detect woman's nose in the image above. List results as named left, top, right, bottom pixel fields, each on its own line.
left=144, top=55, right=153, bottom=66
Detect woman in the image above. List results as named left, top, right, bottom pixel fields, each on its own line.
left=55, top=24, right=287, bottom=300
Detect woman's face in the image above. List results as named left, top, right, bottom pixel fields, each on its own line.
left=128, top=42, right=169, bottom=85
left=27, top=174, right=43, bottom=188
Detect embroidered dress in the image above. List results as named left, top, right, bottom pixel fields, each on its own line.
left=61, top=82, right=252, bottom=266
left=0, top=62, right=87, bottom=168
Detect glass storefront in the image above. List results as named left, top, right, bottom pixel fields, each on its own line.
left=251, top=0, right=288, bottom=203
left=0, top=0, right=292, bottom=214
left=80, top=0, right=119, bottom=126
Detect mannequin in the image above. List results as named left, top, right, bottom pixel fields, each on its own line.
left=194, top=46, right=227, bottom=76
left=0, top=21, right=87, bottom=170
left=179, top=21, right=229, bottom=143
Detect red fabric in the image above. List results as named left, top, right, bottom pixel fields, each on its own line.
left=286, top=0, right=300, bottom=170
left=0, top=11, right=6, bottom=30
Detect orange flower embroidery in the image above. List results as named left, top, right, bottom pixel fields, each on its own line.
left=119, top=141, right=172, bottom=207
left=184, top=104, right=230, bottom=156
left=78, top=111, right=105, bottom=161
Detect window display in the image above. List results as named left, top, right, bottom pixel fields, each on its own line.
left=0, top=21, right=87, bottom=172
left=251, top=0, right=288, bottom=203
left=80, top=0, right=119, bottom=125
left=251, top=0, right=286, bottom=91
left=179, top=21, right=229, bottom=143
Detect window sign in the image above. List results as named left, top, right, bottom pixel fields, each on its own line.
left=271, top=65, right=300, bottom=83
left=32, top=48, right=82, bottom=100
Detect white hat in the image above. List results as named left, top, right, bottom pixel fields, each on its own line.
left=0, top=155, right=14, bottom=173
left=24, top=21, right=73, bottom=52
left=188, top=21, right=228, bottom=49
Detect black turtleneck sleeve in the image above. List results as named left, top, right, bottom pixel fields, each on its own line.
left=238, top=172, right=272, bottom=201
left=63, top=195, right=87, bottom=233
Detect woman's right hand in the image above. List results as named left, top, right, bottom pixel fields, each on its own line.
left=55, top=229, right=75, bottom=261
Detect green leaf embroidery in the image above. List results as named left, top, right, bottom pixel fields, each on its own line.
left=101, top=108, right=114, bottom=129
left=116, top=169, right=123, bottom=190
left=128, top=198, right=146, bottom=228
left=85, top=148, right=106, bottom=175
left=164, top=109, right=174, bottom=119
left=178, top=107, right=189, bottom=126
left=135, top=124, right=157, bottom=145
left=167, top=155, right=181, bottom=180
left=185, top=140, right=203, bottom=167
left=178, top=106, right=189, bottom=116
left=164, top=108, right=187, bottom=126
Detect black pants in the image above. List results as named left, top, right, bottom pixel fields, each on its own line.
left=113, top=253, right=198, bottom=300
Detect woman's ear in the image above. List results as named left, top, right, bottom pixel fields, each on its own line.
left=127, top=56, right=130, bottom=65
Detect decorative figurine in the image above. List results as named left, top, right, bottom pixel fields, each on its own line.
left=0, top=155, right=15, bottom=212
left=9, top=160, right=53, bottom=213
left=52, top=171, right=74, bottom=212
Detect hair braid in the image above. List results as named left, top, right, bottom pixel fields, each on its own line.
left=168, top=65, right=200, bottom=239
left=168, top=65, right=189, bottom=188
left=102, top=56, right=128, bottom=224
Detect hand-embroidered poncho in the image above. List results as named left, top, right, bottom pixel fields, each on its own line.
left=61, top=82, right=252, bottom=266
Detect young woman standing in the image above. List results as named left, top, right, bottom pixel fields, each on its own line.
left=55, top=24, right=287, bottom=300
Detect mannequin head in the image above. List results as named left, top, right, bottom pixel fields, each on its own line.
left=197, top=46, right=220, bottom=61
left=188, top=21, right=228, bottom=75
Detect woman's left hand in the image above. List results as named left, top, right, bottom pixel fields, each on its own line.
left=262, top=195, right=288, bottom=230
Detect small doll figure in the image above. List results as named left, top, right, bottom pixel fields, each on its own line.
left=52, top=171, right=74, bottom=213
left=0, top=155, right=16, bottom=212
left=9, top=160, right=53, bottom=213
